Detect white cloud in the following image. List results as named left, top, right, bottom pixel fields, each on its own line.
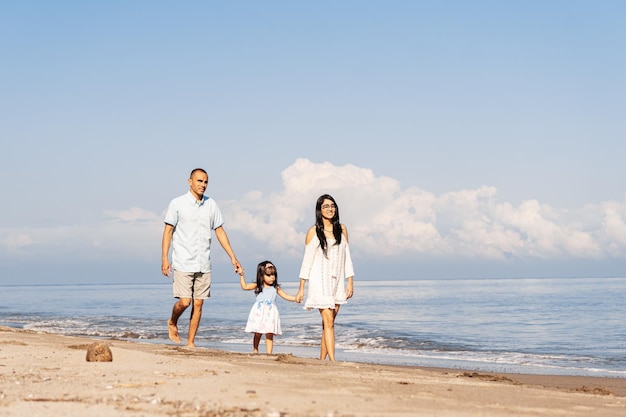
left=0, top=207, right=162, bottom=262
left=600, top=201, right=626, bottom=256
left=223, top=159, right=625, bottom=262
left=1, top=159, right=625, bottom=267
left=2, top=233, right=34, bottom=251
left=104, top=207, right=162, bottom=223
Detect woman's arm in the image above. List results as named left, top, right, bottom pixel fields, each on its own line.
left=345, top=276, right=354, bottom=299
left=295, top=278, right=306, bottom=303
left=343, top=224, right=354, bottom=299
left=296, top=226, right=316, bottom=303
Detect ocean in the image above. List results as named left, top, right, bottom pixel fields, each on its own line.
left=1, top=277, right=624, bottom=378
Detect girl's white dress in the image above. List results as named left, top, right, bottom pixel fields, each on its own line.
left=299, top=234, right=355, bottom=310
left=244, top=286, right=282, bottom=335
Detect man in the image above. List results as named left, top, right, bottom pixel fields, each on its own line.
left=161, top=168, right=243, bottom=347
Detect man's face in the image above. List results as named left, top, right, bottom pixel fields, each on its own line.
left=188, top=171, right=208, bottom=199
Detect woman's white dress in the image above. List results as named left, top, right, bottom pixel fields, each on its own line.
left=244, top=286, right=282, bottom=335
left=299, top=234, right=354, bottom=310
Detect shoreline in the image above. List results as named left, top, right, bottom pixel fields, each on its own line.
left=206, top=340, right=626, bottom=379
left=1, top=326, right=625, bottom=416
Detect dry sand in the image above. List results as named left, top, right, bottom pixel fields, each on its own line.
left=1, top=325, right=625, bottom=416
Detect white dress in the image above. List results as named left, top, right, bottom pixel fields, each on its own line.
left=299, top=233, right=354, bottom=310
left=244, top=286, right=282, bottom=335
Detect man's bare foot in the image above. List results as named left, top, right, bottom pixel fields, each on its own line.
left=185, top=342, right=196, bottom=348
left=167, top=320, right=181, bottom=344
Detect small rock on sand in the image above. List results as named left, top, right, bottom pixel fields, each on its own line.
left=86, top=342, right=113, bottom=362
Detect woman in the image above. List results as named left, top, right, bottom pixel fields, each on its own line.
left=296, top=194, right=354, bottom=361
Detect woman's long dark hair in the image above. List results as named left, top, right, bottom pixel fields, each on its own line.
left=315, top=194, right=341, bottom=256
left=254, top=260, right=278, bottom=295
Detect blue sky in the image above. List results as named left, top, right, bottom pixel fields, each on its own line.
left=1, top=1, right=625, bottom=284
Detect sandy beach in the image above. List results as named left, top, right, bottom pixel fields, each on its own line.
left=1, top=326, right=625, bottom=417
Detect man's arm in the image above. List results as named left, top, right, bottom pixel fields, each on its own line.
left=214, top=225, right=243, bottom=274
left=161, top=224, right=174, bottom=277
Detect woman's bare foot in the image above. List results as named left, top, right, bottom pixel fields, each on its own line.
left=167, top=320, right=181, bottom=344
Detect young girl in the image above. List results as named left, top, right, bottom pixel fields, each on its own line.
left=240, top=261, right=298, bottom=354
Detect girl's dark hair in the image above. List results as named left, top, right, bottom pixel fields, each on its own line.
left=254, top=260, right=279, bottom=295
left=315, top=194, right=341, bottom=256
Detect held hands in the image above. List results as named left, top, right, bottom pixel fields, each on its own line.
left=233, top=259, right=244, bottom=276
left=235, top=260, right=250, bottom=291
left=295, top=290, right=304, bottom=304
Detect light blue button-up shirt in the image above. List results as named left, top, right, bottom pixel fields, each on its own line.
left=164, top=191, right=224, bottom=273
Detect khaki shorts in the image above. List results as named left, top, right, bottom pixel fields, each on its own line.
left=173, top=271, right=212, bottom=299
